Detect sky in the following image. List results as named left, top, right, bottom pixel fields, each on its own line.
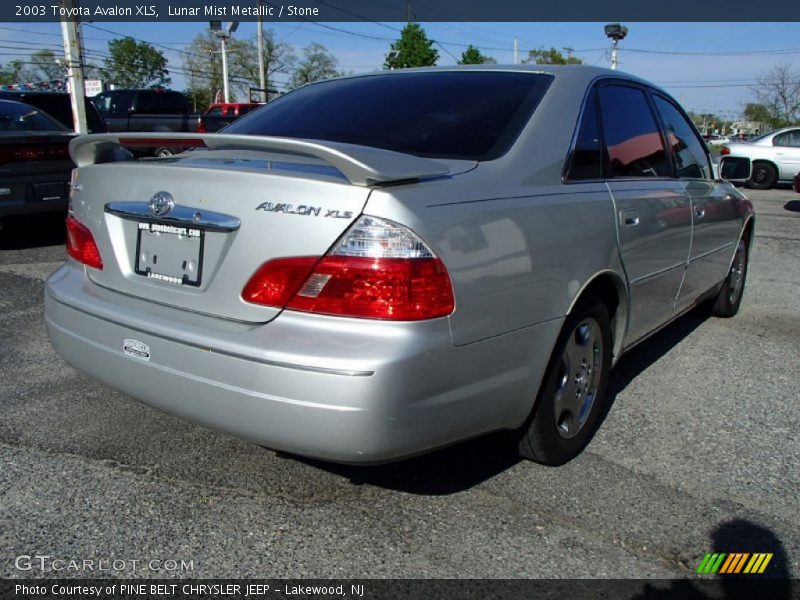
left=1, top=20, right=799, bottom=117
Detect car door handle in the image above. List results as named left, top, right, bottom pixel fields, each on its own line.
left=619, top=209, right=639, bottom=227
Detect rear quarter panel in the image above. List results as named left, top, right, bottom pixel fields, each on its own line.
left=366, top=178, right=623, bottom=347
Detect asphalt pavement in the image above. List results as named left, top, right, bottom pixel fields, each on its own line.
left=0, top=186, right=798, bottom=580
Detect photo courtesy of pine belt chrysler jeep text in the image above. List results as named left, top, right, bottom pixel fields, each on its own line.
left=45, top=66, right=754, bottom=465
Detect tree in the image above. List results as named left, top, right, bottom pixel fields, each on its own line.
left=101, top=37, right=170, bottom=89
left=288, top=44, right=340, bottom=90
left=751, top=63, right=800, bottom=127
left=0, top=59, right=34, bottom=84
left=524, top=47, right=583, bottom=65
left=238, top=29, right=297, bottom=100
left=30, top=50, right=64, bottom=83
left=183, top=29, right=295, bottom=109
left=458, top=45, right=496, bottom=65
left=384, top=23, right=438, bottom=69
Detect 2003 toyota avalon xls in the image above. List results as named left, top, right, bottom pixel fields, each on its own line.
left=45, top=66, right=754, bottom=465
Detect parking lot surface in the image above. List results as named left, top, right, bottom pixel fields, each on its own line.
left=0, top=187, right=798, bottom=579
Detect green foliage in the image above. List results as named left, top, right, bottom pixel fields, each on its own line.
left=289, top=44, right=340, bottom=90
left=0, top=60, right=29, bottom=85
left=101, top=37, right=170, bottom=89
left=384, top=23, right=438, bottom=69
left=458, top=45, right=496, bottom=65
left=183, top=29, right=296, bottom=109
left=524, top=47, right=583, bottom=65
left=30, top=50, right=64, bottom=83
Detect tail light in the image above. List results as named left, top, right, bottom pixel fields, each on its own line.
left=0, top=142, right=69, bottom=164
left=720, top=146, right=731, bottom=156
left=66, top=216, right=103, bottom=270
left=196, top=117, right=206, bottom=134
left=242, top=216, right=455, bottom=321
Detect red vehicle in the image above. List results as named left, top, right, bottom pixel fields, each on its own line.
left=196, top=103, right=262, bottom=133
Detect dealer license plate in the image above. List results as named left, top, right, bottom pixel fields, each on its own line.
left=134, top=222, right=204, bottom=286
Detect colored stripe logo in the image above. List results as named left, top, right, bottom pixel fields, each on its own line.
left=696, top=552, right=773, bottom=574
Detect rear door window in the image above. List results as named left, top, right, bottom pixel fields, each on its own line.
left=652, top=94, right=712, bottom=179
left=598, top=85, right=670, bottom=178
left=566, top=88, right=603, bottom=180
left=773, top=130, right=800, bottom=147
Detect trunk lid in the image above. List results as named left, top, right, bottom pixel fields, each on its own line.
left=71, top=151, right=371, bottom=323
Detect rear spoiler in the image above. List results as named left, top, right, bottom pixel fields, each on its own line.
left=68, top=132, right=451, bottom=187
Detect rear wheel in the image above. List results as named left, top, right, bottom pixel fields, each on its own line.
left=518, top=298, right=612, bottom=466
left=711, top=236, right=749, bottom=318
left=154, top=147, right=174, bottom=158
left=748, top=162, right=777, bottom=190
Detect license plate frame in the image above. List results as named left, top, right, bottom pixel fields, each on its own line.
left=134, top=221, right=205, bottom=287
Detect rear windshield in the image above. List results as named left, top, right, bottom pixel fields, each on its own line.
left=135, top=91, right=188, bottom=114
left=225, top=71, right=553, bottom=160
left=19, top=94, right=105, bottom=133
left=0, top=101, right=67, bottom=132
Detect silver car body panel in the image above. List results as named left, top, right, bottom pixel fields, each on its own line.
left=45, top=65, right=754, bottom=462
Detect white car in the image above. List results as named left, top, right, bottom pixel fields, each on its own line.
left=721, top=127, right=800, bottom=189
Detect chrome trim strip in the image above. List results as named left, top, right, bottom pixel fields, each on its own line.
left=688, top=241, right=735, bottom=263
left=105, top=202, right=241, bottom=233
left=49, top=292, right=375, bottom=377
left=629, top=261, right=687, bottom=286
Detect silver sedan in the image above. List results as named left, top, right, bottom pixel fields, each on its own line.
left=45, top=66, right=754, bottom=465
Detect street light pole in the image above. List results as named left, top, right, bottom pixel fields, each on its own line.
left=220, top=35, right=229, bottom=103
left=604, top=23, right=628, bottom=71
left=210, top=21, right=239, bottom=104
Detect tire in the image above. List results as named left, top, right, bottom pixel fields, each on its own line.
left=155, top=147, right=174, bottom=158
left=711, top=236, right=749, bottom=318
left=518, top=298, right=612, bottom=466
left=748, top=162, right=777, bottom=190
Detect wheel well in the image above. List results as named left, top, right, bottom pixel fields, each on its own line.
left=743, top=217, right=755, bottom=245
left=751, top=159, right=778, bottom=172
left=570, top=273, right=627, bottom=362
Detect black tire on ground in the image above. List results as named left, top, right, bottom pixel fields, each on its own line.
left=748, top=162, right=778, bottom=190
left=155, top=147, right=174, bottom=158
left=518, top=297, right=612, bottom=466
left=711, top=236, right=749, bottom=318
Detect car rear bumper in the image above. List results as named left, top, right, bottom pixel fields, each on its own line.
left=0, top=174, right=69, bottom=217
left=45, top=263, right=561, bottom=463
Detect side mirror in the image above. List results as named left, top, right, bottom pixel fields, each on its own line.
left=719, top=156, right=752, bottom=183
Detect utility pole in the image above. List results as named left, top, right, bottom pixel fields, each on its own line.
left=563, top=46, right=574, bottom=62
left=59, top=0, right=87, bottom=134
left=513, top=38, right=519, bottom=64
left=256, top=0, right=266, bottom=101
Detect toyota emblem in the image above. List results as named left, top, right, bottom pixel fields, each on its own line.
left=148, top=191, right=175, bottom=217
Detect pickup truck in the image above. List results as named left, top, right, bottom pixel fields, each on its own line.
left=91, top=89, right=199, bottom=156
left=196, top=102, right=263, bottom=133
